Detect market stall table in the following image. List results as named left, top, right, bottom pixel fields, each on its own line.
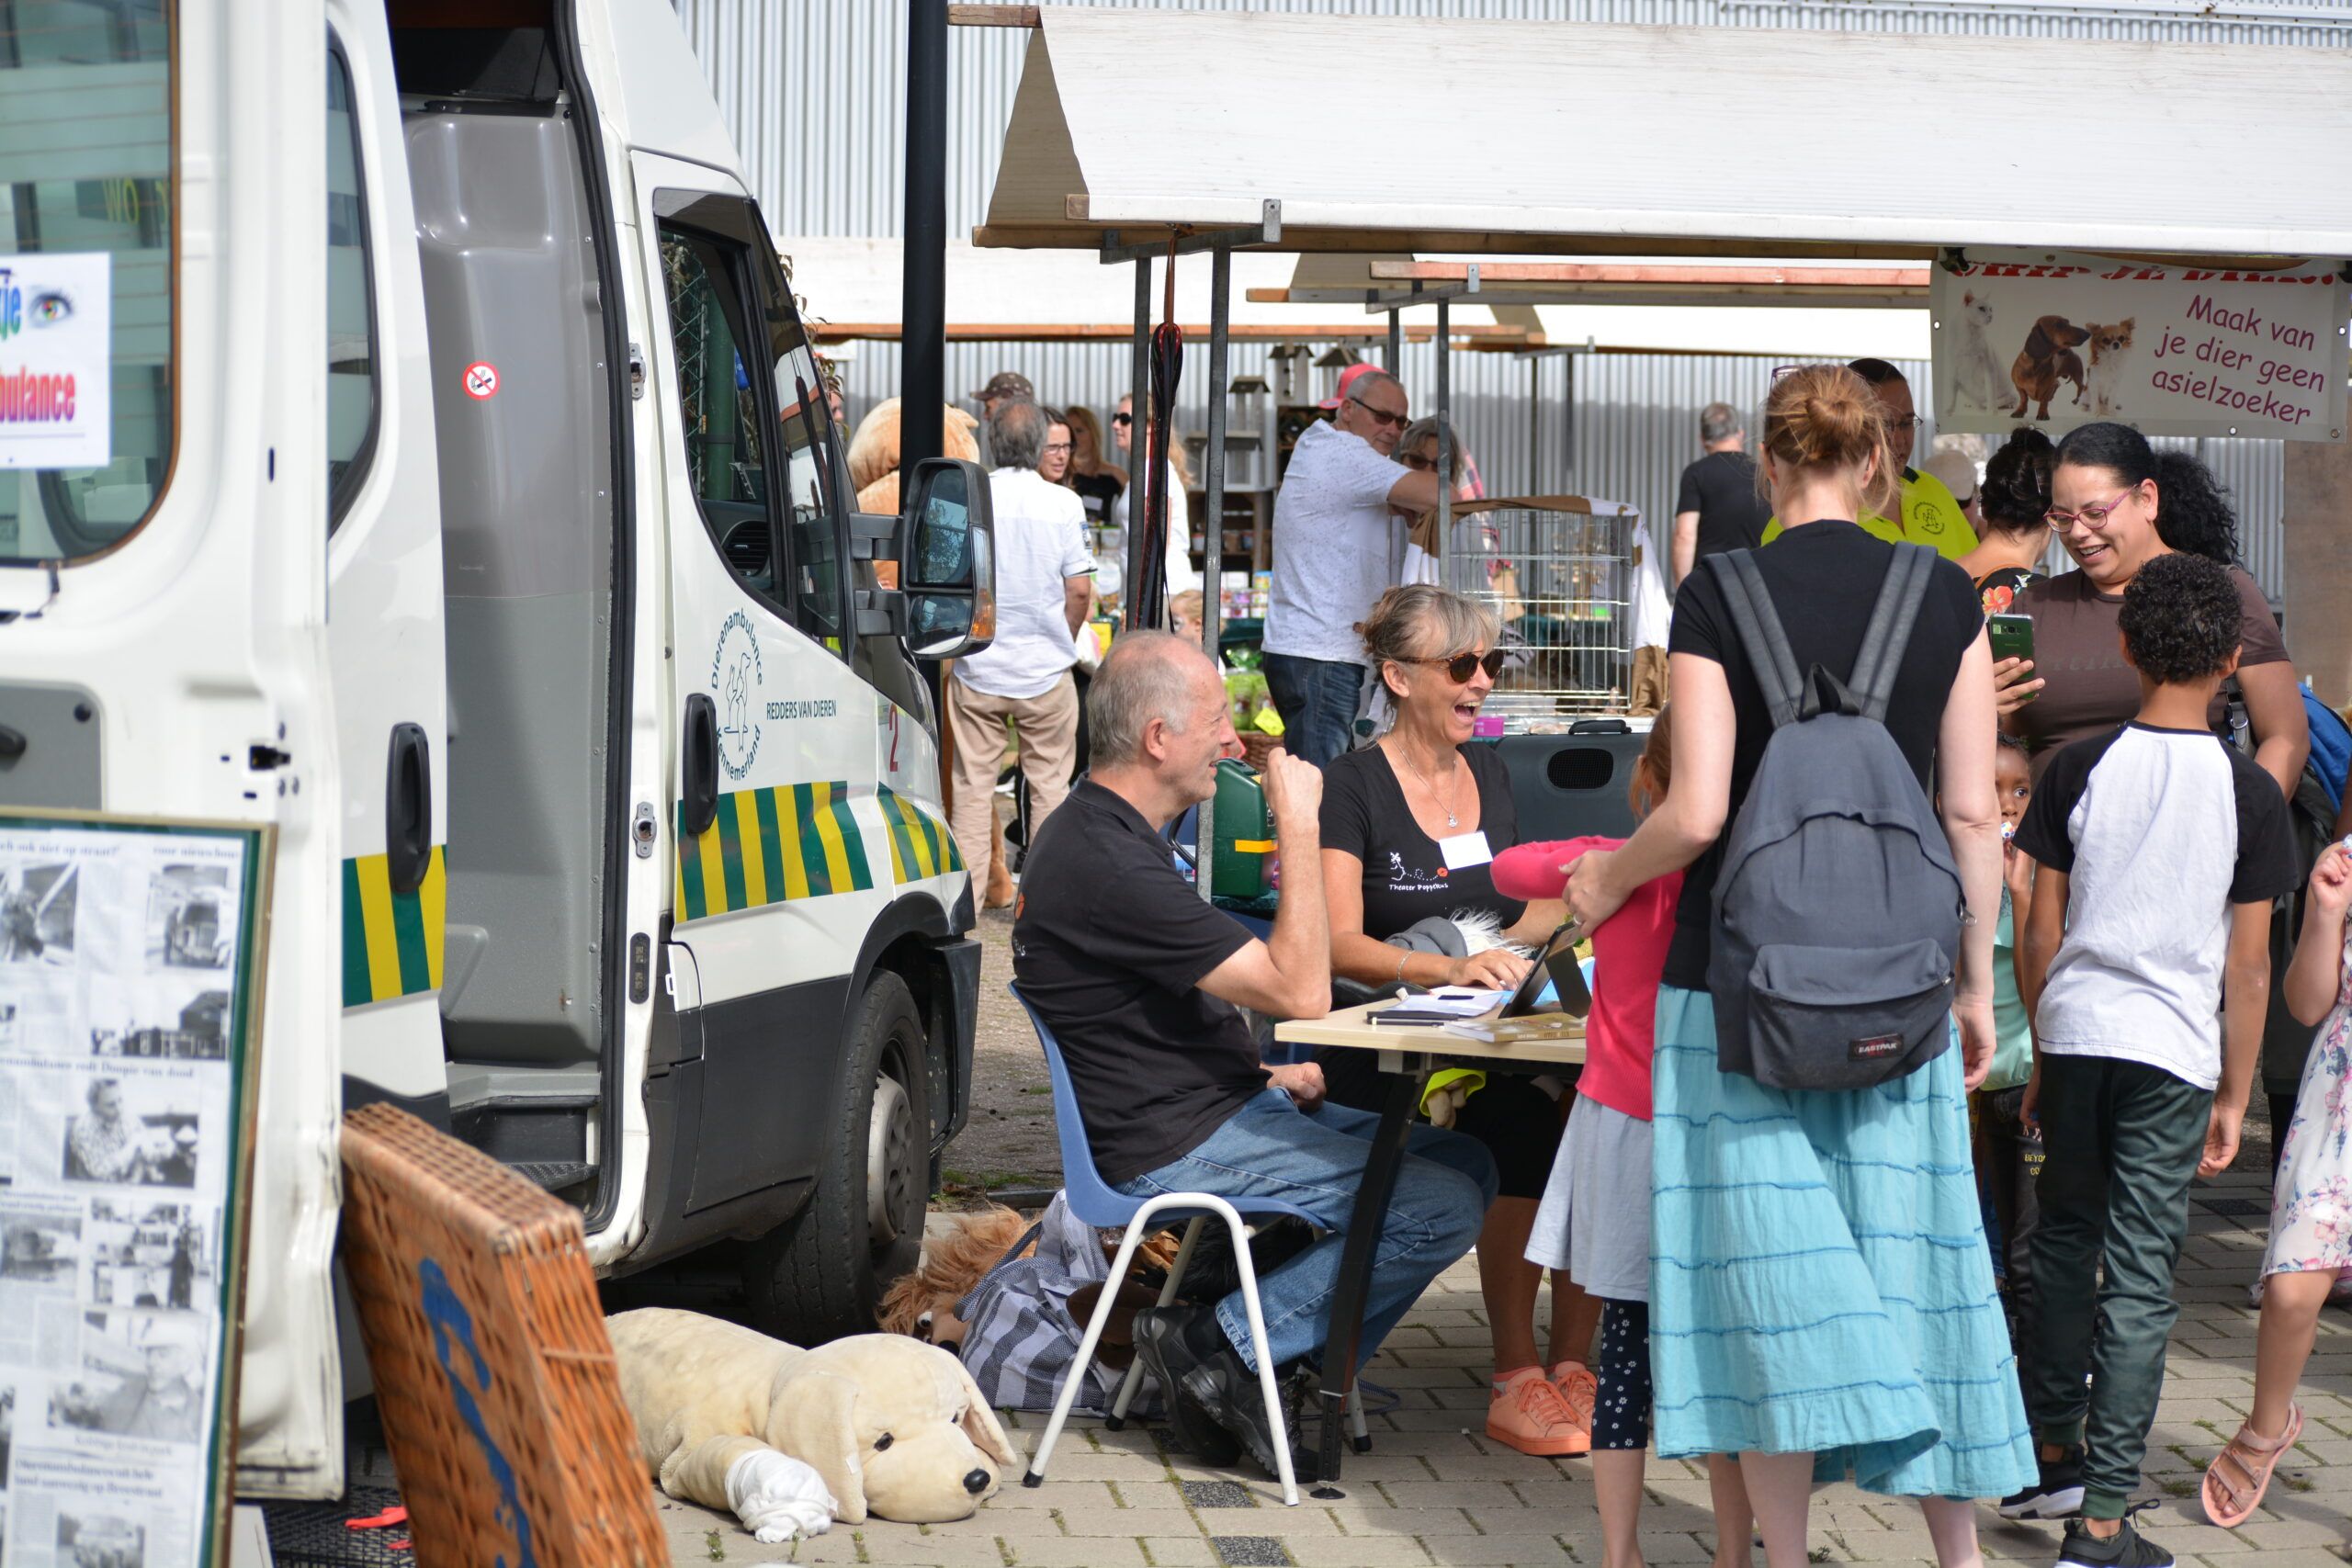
left=1272, top=998, right=1585, bottom=1496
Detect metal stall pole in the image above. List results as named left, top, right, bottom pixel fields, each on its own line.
left=901, top=0, right=946, bottom=472
left=1385, top=309, right=1402, bottom=376
left=1435, top=296, right=1452, bottom=586
left=1129, top=258, right=1152, bottom=630
left=1196, top=244, right=1232, bottom=904
left=1528, top=356, right=1542, bottom=494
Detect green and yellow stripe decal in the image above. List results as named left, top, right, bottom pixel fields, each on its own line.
left=341, top=847, right=447, bottom=1008
left=876, top=784, right=964, bottom=884
left=675, top=780, right=876, bottom=922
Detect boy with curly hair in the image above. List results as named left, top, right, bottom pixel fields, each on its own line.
left=2005, top=552, right=2301, bottom=1568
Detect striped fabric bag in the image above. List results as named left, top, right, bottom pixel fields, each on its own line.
left=954, top=1192, right=1165, bottom=1418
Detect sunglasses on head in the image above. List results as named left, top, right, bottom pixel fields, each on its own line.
left=1401, top=649, right=1506, bottom=683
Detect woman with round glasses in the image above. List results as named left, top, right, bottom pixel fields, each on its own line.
left=2001, top=422, right=2306, bottom=795
left=1313, top=582, right=1596, bottom=1458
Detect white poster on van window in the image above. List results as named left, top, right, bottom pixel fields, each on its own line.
left=0, top=252, right=113, bottom=470
left=1, top=816, right=258, bottom=1568
left=1931, top=250, right=2349, bottom=443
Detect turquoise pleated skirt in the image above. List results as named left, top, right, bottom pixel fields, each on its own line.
left=1649, top=985, right=2035, bottom=1498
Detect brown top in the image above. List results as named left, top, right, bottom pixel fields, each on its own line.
left=2007, top=563, right=2287, bottom=782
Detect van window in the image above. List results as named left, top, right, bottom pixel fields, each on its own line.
left=661, top=228, right=777, bottom=599
left=326, top=41, right=378, bottom=531
left=0, top=0, right=175, bottom=564
left=658, top=208, right=848, bottom=653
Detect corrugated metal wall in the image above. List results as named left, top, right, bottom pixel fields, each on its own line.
left=675, top=0, right=2320, bottom=599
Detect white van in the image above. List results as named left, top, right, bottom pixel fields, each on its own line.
left=0, top=0, right=994, bottom=1500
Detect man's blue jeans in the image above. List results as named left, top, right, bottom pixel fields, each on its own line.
left=1112, top=1089, right=1495, bottom=1372
left=1261, top=652, right=1365, bottom=768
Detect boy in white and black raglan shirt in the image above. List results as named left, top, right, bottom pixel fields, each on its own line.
left=2004, top=553, right=2300, bottom=1568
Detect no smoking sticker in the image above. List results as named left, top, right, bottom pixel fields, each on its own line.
left=462, top=361, right=499, bottom=400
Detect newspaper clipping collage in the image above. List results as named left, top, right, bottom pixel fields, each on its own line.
left=2, top=818, right=254, bottom=1568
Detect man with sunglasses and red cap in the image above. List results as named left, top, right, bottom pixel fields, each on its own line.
left=1263, top=364, right=1449, bottom=767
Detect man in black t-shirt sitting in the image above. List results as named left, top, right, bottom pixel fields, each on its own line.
left=1012, top=633, right=1495, bottom=1480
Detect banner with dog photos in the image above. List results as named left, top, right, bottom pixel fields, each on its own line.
left=1930, top=251, right=2349, bottom=443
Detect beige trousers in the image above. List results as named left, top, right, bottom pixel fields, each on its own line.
left=944, top=671, right=1080, bottom=897
left=1629, top=644, right=1670, bottom=717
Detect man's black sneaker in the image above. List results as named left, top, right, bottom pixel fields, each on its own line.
left=1999, top=1450, right=2086, bottom=1519
left=2056, top=1509, right=2173, bottom=1568
left=1130, top=1306, right=1240, bottom=1464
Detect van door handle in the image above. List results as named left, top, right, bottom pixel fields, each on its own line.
left=386, top=722, right=433, bottom=894
left=682, top=694, right=718, bottom=838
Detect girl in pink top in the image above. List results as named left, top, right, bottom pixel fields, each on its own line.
left=1497, top=716, right=1753, bottom=1568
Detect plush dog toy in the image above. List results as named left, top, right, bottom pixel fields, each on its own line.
left=605, top=1308, right=1018, bottom=1536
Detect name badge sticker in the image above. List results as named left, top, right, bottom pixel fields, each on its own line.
left=1438, top=831, right=1493, bottom=872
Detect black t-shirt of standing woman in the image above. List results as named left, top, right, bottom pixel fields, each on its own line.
left=1318, top=741, right=1527, bottom=940
left=1665, top=521, right=1984, bottom=991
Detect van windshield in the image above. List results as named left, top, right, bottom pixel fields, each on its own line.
left=0, top=1, right=174, bottom=565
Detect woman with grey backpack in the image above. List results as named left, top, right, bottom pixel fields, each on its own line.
left=1565, top=366, right=2032, bottom=1568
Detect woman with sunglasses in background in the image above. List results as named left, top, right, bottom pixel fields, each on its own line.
left=1310, top=582, right=1602, bottom=1458
left=2000, top=422, right=2306, bottom=795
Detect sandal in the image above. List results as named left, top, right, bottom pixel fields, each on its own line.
left=2202, top=1403, right=2301, bottom=1527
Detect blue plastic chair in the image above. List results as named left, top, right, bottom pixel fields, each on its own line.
left=1009, top=984, right=1317, bottom=1506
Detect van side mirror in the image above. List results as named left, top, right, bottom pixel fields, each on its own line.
left=899, top=457, right=995, bottom=660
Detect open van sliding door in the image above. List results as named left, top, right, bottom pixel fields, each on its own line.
left=324, top=0, right=450, bottom=1134
left=0, top=1, right=347, bottom=1498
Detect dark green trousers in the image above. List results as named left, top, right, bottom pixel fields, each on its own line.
left=2020, top=1054, right=2211, bottom=1519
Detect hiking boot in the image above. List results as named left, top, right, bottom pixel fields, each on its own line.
left=1130, top=1306, right=1240, bottom=1464
left=1487, top=1365, right=1590, bottom=1457
left=2056, top=1507, right=2173, bottom=1568
left=1999, top=1448, right=2086, bottom=1520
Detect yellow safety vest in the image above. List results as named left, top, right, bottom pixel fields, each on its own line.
left=1760, top=468, right=1978, bottom=561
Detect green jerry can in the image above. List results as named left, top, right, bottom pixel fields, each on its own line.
left=1211, top=757, right=1276, bottom=898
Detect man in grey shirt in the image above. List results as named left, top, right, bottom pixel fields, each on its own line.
left=1261, top=368, right=1446, bottom=766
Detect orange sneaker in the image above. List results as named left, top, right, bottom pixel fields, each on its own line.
left=1548, top=1359, right=1599, bottom=1429
left=1486, top=1366, right=1591, bottom=1457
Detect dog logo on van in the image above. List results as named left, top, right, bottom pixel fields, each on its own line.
left=710, top=610, right=763, bottom=780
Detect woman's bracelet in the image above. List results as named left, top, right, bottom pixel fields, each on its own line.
left=1395, top=949, right=1410, bottom=985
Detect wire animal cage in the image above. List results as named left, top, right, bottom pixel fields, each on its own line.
left=1441, top=495, right=1637, bottom=726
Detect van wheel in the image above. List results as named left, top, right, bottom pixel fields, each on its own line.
left=743, top=971, right=929, bottom=1343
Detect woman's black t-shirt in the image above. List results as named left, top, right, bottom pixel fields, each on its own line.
left=1664, top=520, right=1984, bottom=990
left=1319, top=742, right=1527, bottom=940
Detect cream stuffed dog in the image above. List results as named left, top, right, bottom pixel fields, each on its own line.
left=606, top=1309, right=1018, bottom=1535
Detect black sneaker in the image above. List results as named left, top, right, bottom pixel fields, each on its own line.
left=1130, top=1306, right=1240, bottom=1464
left=2056, top=1508, right=2172, bottom=1568
left=1999, top=1450, right=2086, bottom=1519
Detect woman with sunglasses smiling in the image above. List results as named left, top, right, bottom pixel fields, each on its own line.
left=1311, top=583, right=1598, bottom=1458
left=2001, top=422, right=2307, bottom=797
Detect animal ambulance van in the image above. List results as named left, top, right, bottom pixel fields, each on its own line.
left=0, top=0, right=994, bottom=1503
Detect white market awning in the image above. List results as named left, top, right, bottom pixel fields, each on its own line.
left=978, top=7, right=2352, bottom=262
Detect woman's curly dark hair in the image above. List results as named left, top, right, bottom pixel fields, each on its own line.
left=2053, top=422, right=2239, bottom=564
left=2118, top=552, right=2245, bottom=685
left=1978, top=427, right=2054, bottom=537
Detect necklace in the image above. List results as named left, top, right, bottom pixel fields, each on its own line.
left=1398, top=741, right=1463, bottom=829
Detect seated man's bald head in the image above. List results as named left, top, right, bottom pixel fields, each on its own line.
left=1089, top=632, right=1216, bottom=772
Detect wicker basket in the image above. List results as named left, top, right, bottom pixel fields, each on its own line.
left=1238, top=730, right=1282, bottom=771
left=339, top=1105, right=667, bottom=1568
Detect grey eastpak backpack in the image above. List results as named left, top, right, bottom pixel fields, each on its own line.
left=1704, top=545, right=1964, bottom=1091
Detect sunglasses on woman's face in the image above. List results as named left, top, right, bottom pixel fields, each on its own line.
left=1111, top=412, right=1133, bottom=427
left=1402, top=649, right=1506, bottom=683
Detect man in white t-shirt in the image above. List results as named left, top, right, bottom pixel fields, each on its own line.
left=947, top=400, right=1093, bottom=896
left=1262, top=367, right=1446, bottom=765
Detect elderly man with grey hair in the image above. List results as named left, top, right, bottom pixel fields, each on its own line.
left=1262, top=366, right=1449, bottom=767
left=1669, top=399, right=1770, bottom=586
left=945, top=399, right=1093, bottom=897
left=1012, top=632, right=1494, bottom=1483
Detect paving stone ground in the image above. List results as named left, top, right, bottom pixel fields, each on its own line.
left=654, top=1165, right=2352, bottom=1568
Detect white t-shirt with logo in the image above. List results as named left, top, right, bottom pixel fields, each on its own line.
left=954, top=467, right=1092, bottom=701
left=1263, top=421, right=1405, bottom=666
left=2012, top=721, right=2299, bottom=1090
